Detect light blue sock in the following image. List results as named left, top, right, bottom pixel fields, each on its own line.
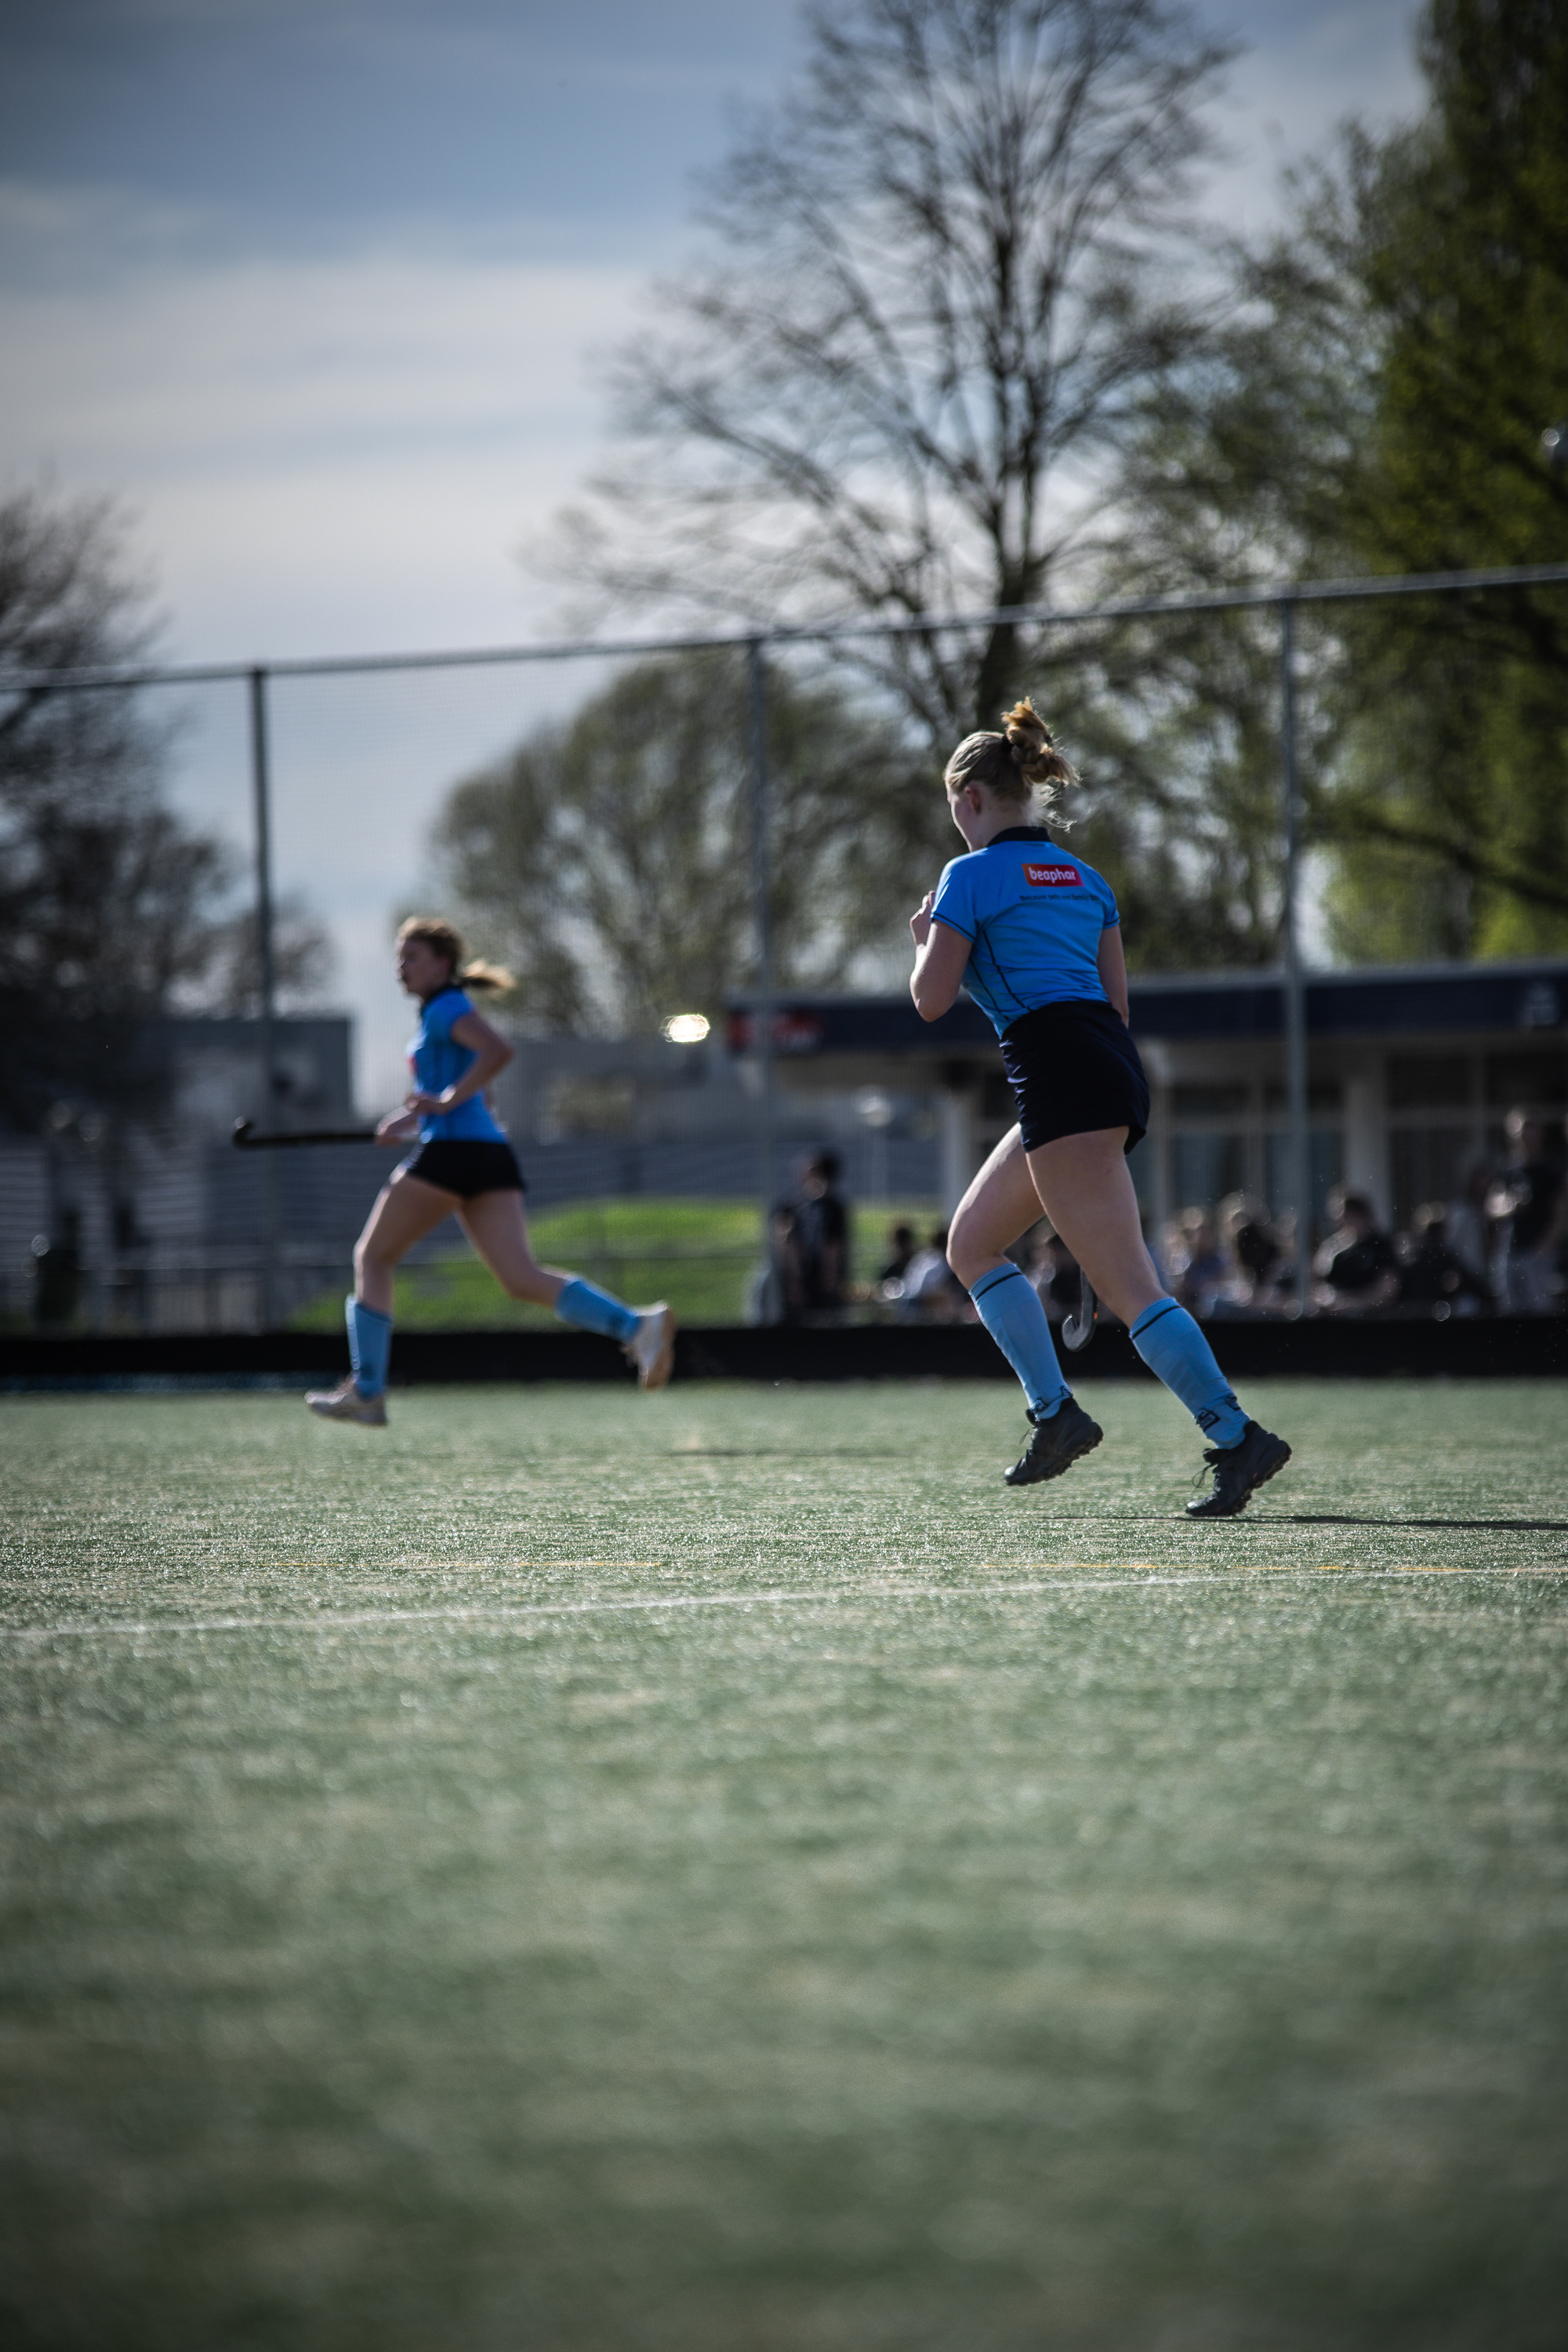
left=1130, top=1298, right=1247, bottom=1446
left=345, top=1297, right=392, bottom=1398
left=555, top=1276, right=640, bottom=1345
left=968, top=1262, right=1072, bottom=1419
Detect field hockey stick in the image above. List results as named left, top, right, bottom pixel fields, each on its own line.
left=231, top=1120, right=380, bottom=1149
left=1062, top=1265, right=1098, bottom=1352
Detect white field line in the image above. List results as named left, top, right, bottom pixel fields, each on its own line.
left=1, top=1563, right=1562, bottom=1646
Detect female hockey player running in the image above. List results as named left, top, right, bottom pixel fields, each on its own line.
left=909, top=703, right=1290, bottom=1519
left=305, top=917, right=673, bottom=1425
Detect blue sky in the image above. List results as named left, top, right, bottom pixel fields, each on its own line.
left=0, top=0, right=1426, bottom=1095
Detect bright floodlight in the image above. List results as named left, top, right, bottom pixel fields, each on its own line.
left=662, top=1012, right=710, bottom=1045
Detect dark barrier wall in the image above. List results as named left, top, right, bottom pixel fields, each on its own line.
left=4, top=1319, right=1566, bottom=1386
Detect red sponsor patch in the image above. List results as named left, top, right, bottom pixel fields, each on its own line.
left=1023, top=862, right=1082, bottom=887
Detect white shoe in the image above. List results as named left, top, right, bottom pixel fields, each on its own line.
left=624, top=1303, right=676, bottom=1392
left=306, top=1378, right=387, bottom=1427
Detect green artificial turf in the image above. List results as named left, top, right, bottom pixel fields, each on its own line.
left=2, top=1378, right=1566, bottom=2350
left=289, top=1196, right=946, bottom=1331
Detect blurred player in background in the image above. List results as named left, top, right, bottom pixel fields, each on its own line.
left=305, top=917, right=673, bottom=1425
left=909, top=701, right=1290, bottom=1518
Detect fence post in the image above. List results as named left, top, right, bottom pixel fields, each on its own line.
left=249, top=666, right=281, bottom=1327
left=1279, top=600, right=1312, bottom=1316
left=747, top=638, right=777, bottom=1236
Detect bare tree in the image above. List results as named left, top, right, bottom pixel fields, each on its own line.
left=0, top=486, right=332, bottom=1129
left=546, top=0, right=1235, bottom=739
left=197, top=896, right=338, bottom=1018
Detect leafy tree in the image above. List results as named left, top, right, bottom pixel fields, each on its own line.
left=427, top=649, right=928, bottom=1034
left=1099, top=0, right=1568, bottom=967
left=1320, top=0, right=1568, bottom=959
left=199, top=895, right=337, bottom=1021
left=1068, top=175, right=1372, bottom=970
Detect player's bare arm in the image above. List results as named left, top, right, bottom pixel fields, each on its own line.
left=1096, top=924, right=1130, bottom=1023
left=403, top=1008, right=513, bottom=1121
left=909, top=908, right=971, bottom=1022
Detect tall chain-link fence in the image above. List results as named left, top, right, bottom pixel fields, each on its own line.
left=4, top=564, right=1566, bottom=1332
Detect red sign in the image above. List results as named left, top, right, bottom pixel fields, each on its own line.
left=725, top=1009, right=826, bottom=1054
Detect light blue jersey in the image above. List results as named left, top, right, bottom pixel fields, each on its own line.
left=407, top=987, right=506, bottom=1142
left=929, top=826, right=1120, bottom=1038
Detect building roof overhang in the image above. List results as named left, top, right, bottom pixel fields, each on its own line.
left=726, top=959, right=1568, bottom=1062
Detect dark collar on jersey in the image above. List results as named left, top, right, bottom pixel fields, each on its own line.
left=988, top=825, right=1055, bottom=846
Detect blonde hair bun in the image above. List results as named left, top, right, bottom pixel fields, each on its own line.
left=942, top=699, right=1079, bottom=816
left=1002, top=698, right=1078, bottom=790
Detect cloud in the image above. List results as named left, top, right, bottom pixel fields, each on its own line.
left=0, top=190, right=658, bottom=1100
left=0, top=190, right=646, bottom=652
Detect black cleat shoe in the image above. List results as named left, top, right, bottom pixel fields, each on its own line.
left=1004, top=1397, right=1104, bottom=1487
left=1186, top=1419, right=1291, bottom=1517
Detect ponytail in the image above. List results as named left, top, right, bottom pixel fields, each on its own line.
left=457, top=958, right=514, bottom=994
left=397, top=916, right=514, bottom=995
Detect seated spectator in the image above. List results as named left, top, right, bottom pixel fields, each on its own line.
left=1163, top=1206, right=1228, bottom=1317
left=876, top=1222, right=917, bottom=1292
left=1397, top=1202, right=1492, bottom=1316
left=1312, top=1187, right=1400, bottom=1316
left=1208, top=1192, right=1283, bottom=1316
left=900, top=1225, right=970, bottom=1322
left=1486, top=1111, right=1565, bottom=1315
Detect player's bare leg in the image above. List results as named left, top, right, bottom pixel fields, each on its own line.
left=946, top=1126, right=1102, bottom=1483
left=1033, top=1130, right=1288, bottom=1514
left=456, top=1189, right=568, bottom=1309
left=460, top=1191, right=676, bottom=1389
left=1024, top=1130, right=1165, bottom=1329
left=307, top=1171, right=456, bottom=1425
left=354, top=1171, right=462, bottom=1313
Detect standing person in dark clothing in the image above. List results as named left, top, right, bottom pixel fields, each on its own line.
left=793, top=1152, right=850, bottom=1316
left=1488, top=1111, right=1565, bottom=1314
left=1397, top=1203, right=1492, bottom=1316
left=1312, top=1188, right=1400, bottom=1316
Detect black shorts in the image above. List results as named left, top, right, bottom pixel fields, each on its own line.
left=1000, top=999, right=1149, bottom=1154
left=399, top=1140, right=526, bottom=1198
